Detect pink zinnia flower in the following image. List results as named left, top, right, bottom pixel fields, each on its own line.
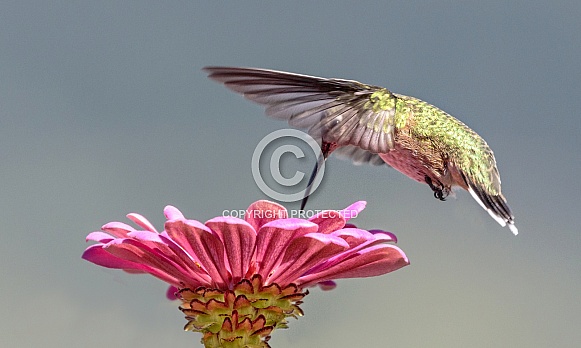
left=83, top=200, right=408, bottom=347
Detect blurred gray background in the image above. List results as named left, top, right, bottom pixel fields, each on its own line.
left=1, top=1, right=580, bottom=347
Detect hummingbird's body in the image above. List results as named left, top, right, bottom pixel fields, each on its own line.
left=205, top=67, right=518, bottom=235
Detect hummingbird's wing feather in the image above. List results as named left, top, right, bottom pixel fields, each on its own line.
left=333, top=145, right=388, bottom=166
left=204, top=67, right=396, bottom=154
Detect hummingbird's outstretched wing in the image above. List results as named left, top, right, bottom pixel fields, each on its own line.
left=204, top=67, right=397, bottom=154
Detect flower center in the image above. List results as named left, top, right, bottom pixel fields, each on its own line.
left=178, top=274, right=308, bottom=348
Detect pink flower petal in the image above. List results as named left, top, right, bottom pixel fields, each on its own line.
left=331, top=228, right=394, bottom=248
left=83, top=243, right=197, bottom=287
left=308, top=210, right=346, bottom=234
left=254, top=219, right=317, bottom=280
left=165, top=220, right=229, bottom=287
left=269, top=233, right=348, bottom=286
left=297, top=244, right=409, bottom=287
left=86, top=231, right=116, bottom=243
left=205, top=217, right=256, bottom=283
left=162, top=219, right=202, bottom=257
left=340, top=201, right=366, bottom=220
left=82, top=244, right=148, bottom=270
left=101, top=221, right=135, bottom=238
left=127, top=213, right=158, bottom=232
left=341, top=225, right=396, bottom=242
left=103, top=238, right=198, bottom=287
left=317, top=280, right=337, bottom=291
left=245, top=200, right=288, bottom=231
left=164, top=205, right=185, bottom=220
left=305, top=229, right=400, bottom=277
left=166, top=285, right=179, bottom=300
left=127, top=231, right=212, bottom=285
left=369, top=229, right=398, bottom=243
left=127, top=231, right=171, bottom=249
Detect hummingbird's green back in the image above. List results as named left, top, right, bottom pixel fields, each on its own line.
left=394, top=95, right=501, bottom=196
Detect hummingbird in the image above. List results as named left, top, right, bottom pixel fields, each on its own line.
left=204, top=67, right=518, bottom=235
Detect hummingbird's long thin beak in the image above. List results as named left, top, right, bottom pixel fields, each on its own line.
left=299, top=161, right=321, bottom=211
left=300, top=141, right=334, bottom=211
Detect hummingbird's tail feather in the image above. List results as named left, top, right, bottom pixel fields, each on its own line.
left=467, top=184, right=518, bottom=235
